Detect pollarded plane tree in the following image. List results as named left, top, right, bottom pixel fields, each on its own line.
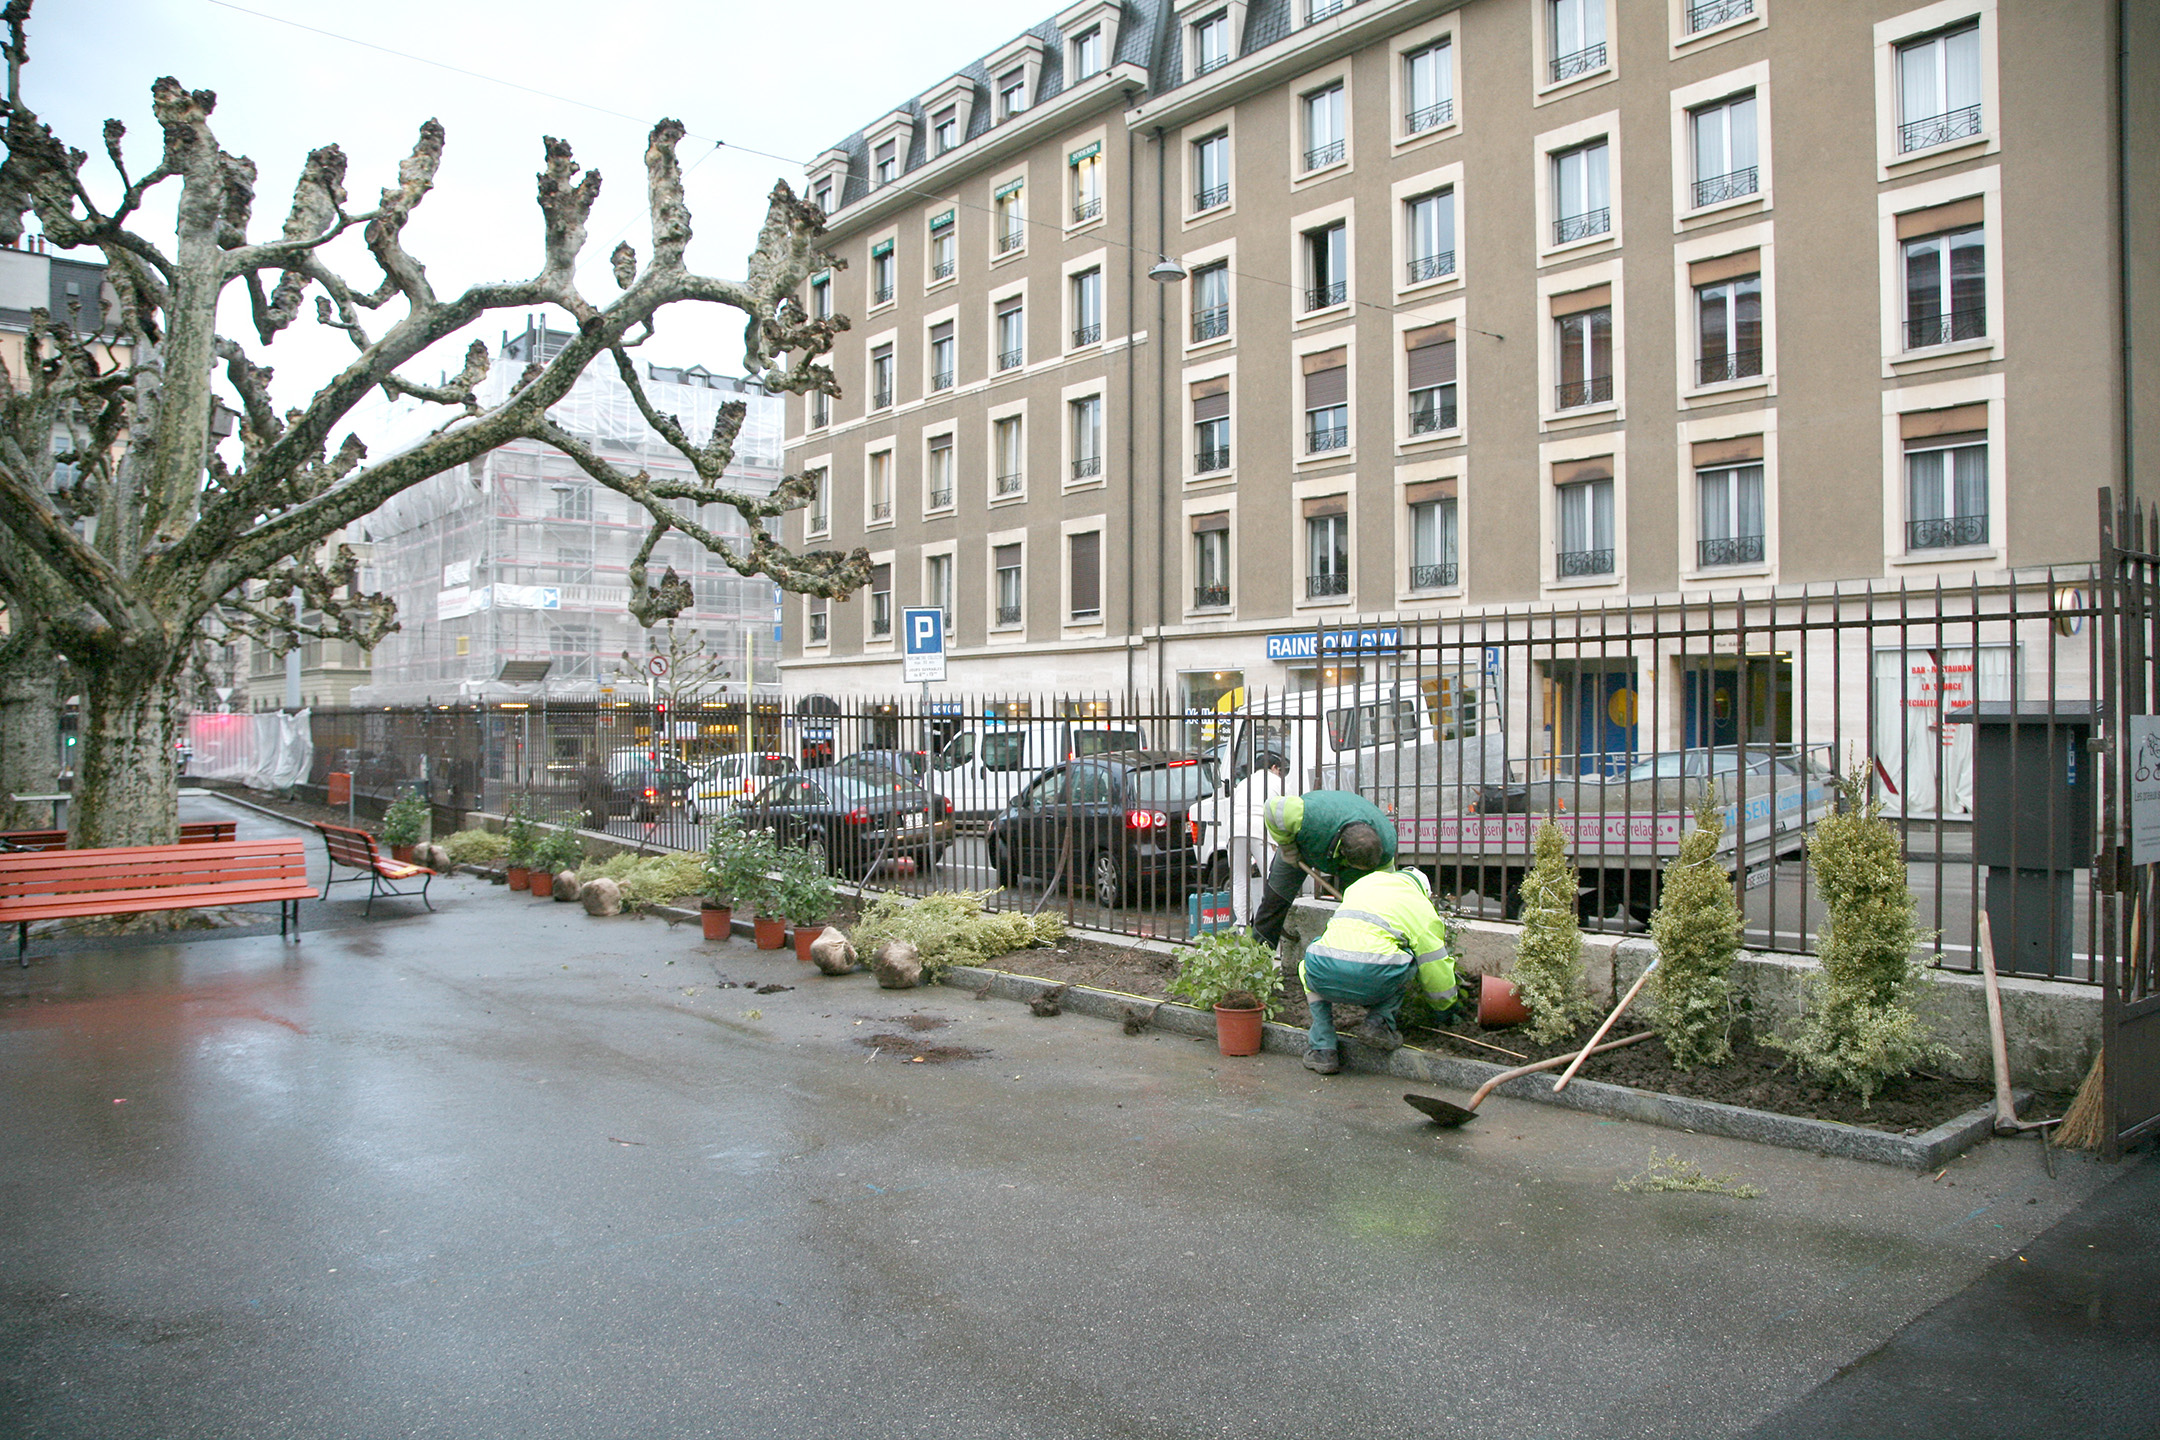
left=0, top=0, right=865, bottom=846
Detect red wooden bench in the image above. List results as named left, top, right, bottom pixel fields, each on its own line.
left=315, top=823, right=435, bottom=916
left=0, top=838, right=318, bottom=966
left=1, top=821, right=237, bottom=852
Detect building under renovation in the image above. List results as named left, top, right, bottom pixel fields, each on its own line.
left=354, top=323, right=787, bottom=708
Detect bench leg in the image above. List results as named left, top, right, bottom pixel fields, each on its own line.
left=16, top=921, right=25, bottom=968
left=420, top=872, right=435, bottom=912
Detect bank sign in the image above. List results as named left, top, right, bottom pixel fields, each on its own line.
left=1264, top=627, right=1403, bottom=662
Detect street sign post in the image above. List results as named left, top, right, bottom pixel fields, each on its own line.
left=902, top=608, right=947, bottom=683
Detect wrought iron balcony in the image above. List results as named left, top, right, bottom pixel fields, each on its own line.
left=1195, top=52, right=1232, bottom=76
left=1193, top=183, right=1229, bottom=211
left=1554, top=207, right=1611, bottom=245
left=1550, top=42, right=1606, bottom=83
left=1307, top=0, right=1345, bottom=20
left=1691, top=166, right=1759, bottom=209
left=1303, top=138, right=1345, bottom=171
left=1307, top=423, right=1349, bottom=453
left=1407, top=251, right=1456, bottom=284
left=808, top=513, right=828, bottom=534
left=997, top=227, right=1026, bottom=253
left=994, top=472, right=1024, bottom=496
left=997, top=347, right=1024, bottom=371
left=1686, top=0, right=1753, bottom=33
left=1908, top=514, right=1989, bottom=550
left=1904, top=307, right=1987, bottom=350
left=871, top=615, right=891, bottom=638
left=1192, top=305, right=1230, bottom=342
left=930, top=369, right=954, bottom=391
left=869, top=500, right=892, bottom=522
left=1071, top=455, right=1102, bottom=479
left=1900, top=104, right=1983, bottom=154
left=931, top=258, right=955, bottom=280
left=1557, top=547, right=1614, bottom=577
left=873, top=284, right=894, bottom=305
left=1071, top=323, right=1101, bottom=347
left=1195, top=445, right=1231, bottom=473
left=928, top=488, right=953, bottom=510
left=1193, top=584, right=1230, bottom=609
left=996, top=603, right=1022, bottom=626
left=1409, top=562, right=1458, bottom=589
left=1409, top=391, right=1457, bottom=434
left=1405, top=98, right=1454, bottom=134
left=872, top=385, right=893, bottom=409
left=1697, top=534, right=1764, bottom=568
left=1072, top=197, right=1102, bottom=224
left=1555, top=374, right=1614, bottom=409
left=1305, top=280, right=1347, bottom=311
left=1307, top=572, right=1350, bottom=598
left=1697, top=348, right=1763, bottom=386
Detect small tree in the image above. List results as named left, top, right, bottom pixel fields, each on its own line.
left=1647, top=802, right=1742, bottom=1069
left=1769, top=767, right=1949, bottom=1103
left=1514, top=817, right=1595, bottom=1044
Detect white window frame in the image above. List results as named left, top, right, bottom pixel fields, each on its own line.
left=1874, top=165, right=2002, bottom=378
left=1292, top=474, right=1355, bottom=611
left=926, top=206, right=959, bottom=290
left=988, top=400, right=1028, bottom=507
left=1292, top=196, right=1355, bottom=324
left=920, top=541, right=957, bottom=635
left=1061, top=515, right=1108, bottom=632
left=1667, top=0, right=1766, bottom=58
left=1394, top=28, right=1459, bottom=149
left=1393, top=161, right=1465, bottom=298
left=1186, top=500, right=1236, bottom=616
left=800, top=455, right=833, bottom=540
left=922, top=430, right=957, bottom=516
left=1678, top=411, right=1778, bottom=584
left=1537, top=261, right=1624, bottom=429
left=1292, top=70, right=1352, bottom=184
left=1879, top=374, right=2005, bottom=573
left=1534, top=112, right=1621, bottom=262
left=988, top=527, right=1028, bottom=638
left=1540, top=434, right=1627, bottom=593
left=1066, top=127, right=1108, bottom=234
left=990, top=171, right=1028, bottom=263
left=1872, top=0, right=1998, bottom=181
left=863, top=550, right=896, bottom=648
left=1674, top=221, right=1777, bottom=404
left=1393, top=459, right=1466, bottom=603
left=867, top=234, right=898, bottom=312
left=1184, top=238, right=1236, bottom=353
left=1188, top=122, right=1234, bottom=221
left=1065, top=251, right=1107, bottom=352
left=1063, top=378, right=1107, bottom=491
left=1534, top=0, right=1615, bottom=104
left=1183, top=356, right=1237, bottom=487
left=1669, top=64, right=1772, bottom=227
left=990, top=278, right=1030, bottom=376
left=863, top=441, right=897, bottom=531
left=1394, top=298, right=1467, bottom=451
left=1293, top=327, right=1356, bottom=471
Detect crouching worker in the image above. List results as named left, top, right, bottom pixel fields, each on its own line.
left=1299, top=866, right=1460, bottom=1075
left=1251, top=790, right=1397, bottom=948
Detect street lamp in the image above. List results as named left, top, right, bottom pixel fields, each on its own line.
left=1147, top=255, right=1187, bottom=282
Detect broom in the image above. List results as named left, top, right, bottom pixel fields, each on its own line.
left=2051, top=896, right=2131, bottom=1152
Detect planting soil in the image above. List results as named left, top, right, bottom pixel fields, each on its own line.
left=853, top=1012, right=984, bottom=1063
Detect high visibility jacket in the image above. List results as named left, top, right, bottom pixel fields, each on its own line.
left=1261, top=789, right=1397, bottom=884
left=1301, top=868, right=1459, bottom=1008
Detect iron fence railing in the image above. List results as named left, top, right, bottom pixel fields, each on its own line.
left=1193, top=184, right=1229, bottom=211
left=1556, top=373, right=1614, bottom=409
left=1692, top=166, right=1759, bottom=208
left=1550, top=41, right=1606, bottom=83
left=1554, top=207, right=1610, bottom=245
left=1697, top=534, right=1765, bottom=568
left=1905, top=307, right=1987, bottom=350
left=1687, top=0, right=1753, bottom=33
left=1900, top=103, right=1983, bottom=153
left=1698, top=348, right=1763, bottom=386
left=1407, top=251, right=1456, bottom=284
left=1192, top=306, right=1230, bottom=342
left=1303, top=139, right=1345, bottom=170
left=1405, top=98, right=1454, bottom=134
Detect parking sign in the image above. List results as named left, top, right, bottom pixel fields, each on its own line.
left=902, top=607, right=946, bottom=682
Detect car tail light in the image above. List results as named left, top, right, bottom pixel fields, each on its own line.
left=843, top=808, right=872, bottom=825
left=642, top=787, right=657, bottom=801
left=1125, top=809, right=1169, bottom=830
left=940, top=795, right=953, bottom=818
left=1186, top=818, right=1201, bottom=844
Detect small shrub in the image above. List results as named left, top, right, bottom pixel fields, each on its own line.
left=381, top=790, right=429, bottom=847
left=1167, top=930, right=1285, bottom=1020
left=440, top=828, right=510, bottom=866
left=1647, top=803, right=1743, bottom=1069
left=772, top=842, right=841, bottom=925
left=1513, top=818, right=1596, bottom=1045
left=535, top=826, right=585, bottom=875
left=502, top=805, right=540, bottom=869
left=572, top=849, right=704, bottom=909
left=849, top=891, right=1064, bottom=983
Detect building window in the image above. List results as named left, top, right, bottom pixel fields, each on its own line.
left=1303, top=348, right=1349, bottom=453
left=1070, top=145, right=1103, bottom=224
left=1193, top=513, right=1231, bottom=607
left=1194, top=11, right=1232, bottom=74
left=871, top=245, right=895, bottom=305
left=870, top=344, right=894, bottom=409
left=994, top=184, right=1025, bottom=253
left=1897, top=22, right=1982, bottom=153
left=999, top=69, right=1028, bottom=118
left=1305, top=502, right=1349, bottom=597
left=1903, top=221, right=1985, bottom=349
left=551, top=482, right=592, bottom=520
left=1907, top=435, right=1988, bottom=550
left=1192, top=377, right=1231, bottom=472
left=1192, top=262, right=1230, bottom=341
left=807, top=596, right=828, bottom=644
left=1409, top=491, right=1458, bottom=589
left=927, top=437, right=954, bottom=509
left=1686, top=0, right=1754, bottom=35
left=1072, top=27, right=1103, bottom=80
left=868, top=451, right=894, bottom=522
left=869, top=563, right=893, bottom=637
left=994, top=416, right=1024, bottom=496
left=812, top=180, right=832, bottom=214
left=1548, top=0, right=1607, bottom=83
left=1193, top=131, right=1230, bottom=212
left=1308, top=0, right=1345, bottom=22
left=810, top=275, right=831, bottom=319
left=1551, top=140, right=1610, bottom=245
left=995, top=543, right=1024, bottom=625
left=929, top=214, right=956, bottom=280
left=1404, top=40, right=1454, bottom=134
left=1690, top=92, right=1758, bottom=209
left=1304, top=222, right=1347, bottom=311
left=1069, top=268, right=1103, bottom=348
left=1556, top=470, right=1615, bottom=576
left=1404, top=189, right=1455, bottom=284
left=1070, top=395, right=1103, bottom=480
left=1302, top=84, right=1346, bottom=171
left=809, top=389, right=829, bottom=429
left=1553, top=298, right=1613, bottom=409
left=932, top=107, right=960, bottom=156
left=1068, top=531, right=1101, bottom=620
left=1405, top=325, right=1457, bottom=434
left=996, top=298, right=1025, bottom=370
left=924, top=552, right=953, bottom=627
left=805, top=468, right=829, bottom=534
left=1697, top=463, right=1764, bottom=567
left=1695, top=271, right=1762, bottom=385
left=873, top=141, right=898, bottom=188
left=928, top=322, right=955, bottom=391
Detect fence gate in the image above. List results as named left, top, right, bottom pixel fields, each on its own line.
left=2097, top=488, right=2160, bottom=1157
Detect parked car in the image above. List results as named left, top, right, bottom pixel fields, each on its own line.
left=934, top=722, right=1151, bottom=821
left=691, top=752, right=795, bottom=812
left=733, top=767, right=954, bottom=877
left=986, top=750, right=1216, bottom=908
left=606, top=762, right=698, bottom=823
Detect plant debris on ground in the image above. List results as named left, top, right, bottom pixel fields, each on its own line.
left=1615, top=1152, right=1763, bottom=1198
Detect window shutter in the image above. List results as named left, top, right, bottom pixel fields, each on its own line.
left=1301, top=494, right=1348, bottom=518
left=1190, top=509, right=1230, bottom=533
left=870, top=563, right=891, bottom=591
left=1901, top=404, right=1989, bottom=443
left=1552, top=456, right=1614, bottom=484
left=1304, top=348, right=1348, bottom=409
left=1069, top=532, right=1101, bottom=614
left=1406, top=331, right=1456, bottom=389
left=1549, top=284, right=1611, bottom=317
left=1895, top=197, right=1985, bottom=241
left=1691, top=434, right=1765, bottom=467
left=1402, top=479, right=1456, bottom=505
left=1191, top=375, right=1231, bottom=422
left=1688, top=249, right=1761, bottom=287
left=929, top=320, right=954, bottom=344
left=996, top=296, right=1022, bottom=318
left=994, top=542, right=1021, bottom=570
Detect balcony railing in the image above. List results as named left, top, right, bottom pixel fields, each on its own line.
left=1194, top=183, right=1229, bottom=211
left=873, top=284, right=894, bottom=305
left=1195, top=445, right=1231, bottom=473
left=1554, top=207, right=1611, bottom=245
left=1697, top=348, right=1763, bottom=386
left=1904, top=307, right=1987, bottom=350
left=996, top=603, right=1022, bottom=626
left=1193, top=584, right=1230, bottom=608
left=1195, top=52, right=1232, bottom=76
left=1409, top=391, right=1457, bottom=434
left=1908, top=514, right=1989, bottom=550
left=872, top=385, right=893, bottom=409
left=1307, top=423, right=1349, bottom=452
left=931, top=258, right=956, bottom=280
left=1549, top=41, right=1607, bottom=83
left=1303, top=138, right=1345, bottom=170
left=930, top=369, right=954, bottom=391
left=1307, top=0, right=1345, bottom=20
left=1406, top=251, right=1456, bottom=284
left=1071, top=323, right=1101, bottom=347
left=1691, top=166, right=1759, bottom=209
left=1305, top=280, right=1347, bottom=311
left=1557, top=547, right=1614, bottom=577
left=1072, top=196, right=1103, bottom=224
left=808, top=512, right=828, bottom=534
left=809, top=398, right=829, bottom=427
left=1409, top=561, right=1458, bottom=589
left=1405, top=98, right=1454, bottom=134
left=928, top=488, right=953, bottom=509
left=1686, top=0, right=1753, bottom=33
left=994, top=472, right=1024, bottom=496
left=1697, top=534, right=1764, bottom=568
left=1307, top=572, right=1350, bottom=598
left=1192, top=305, right=1230, bottom=342
left=1555, top=374, right=1614, bottom=409
left=869, top=500, right=893, bottom=522
left=997, top=227, right=1026, bottom=253
left=1899, top=104, right=1983, bottom=154
left=1071, top=455, right=1102, bottom=479
left=997, top=347, right=1024, bottom=371
left=871, top=614, right=892, bottom=638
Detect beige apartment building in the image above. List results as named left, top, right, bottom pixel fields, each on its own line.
left=780, top=0, right=2158, bottom=712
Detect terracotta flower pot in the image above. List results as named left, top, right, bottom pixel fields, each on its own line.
left=701, top=906, right=731, bottom=940
left=792, top=924, right=827, bottom=963
left=529, top=870, right=554, bottom=899
left=506, top=866, right=530, bottom=892
left=1478, top=973, right=1530, bottom=1027
left=1213, top=1003, right=1265, bottom=1057
left=754, top=915, right=787, bottom=950
left=390, top=843, right=415, bottom=863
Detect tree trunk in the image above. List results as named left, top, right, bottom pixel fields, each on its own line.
left=0, top=628, right=61, bottom=830
left=71, top=656, right=181, bottom=848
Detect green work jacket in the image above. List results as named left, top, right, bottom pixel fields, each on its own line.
left=1261, top=789, right=1398, bottom=885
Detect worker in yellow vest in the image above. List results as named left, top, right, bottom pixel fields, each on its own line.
left=1298, top=865, right=1460, bottom=1075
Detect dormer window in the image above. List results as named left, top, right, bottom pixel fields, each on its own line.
left=986, top=34, right=1047, bottom=123
left=1072, top=27, right=1102, bottom=79
left=808, top=146, right=851, bottom=217
left=813, top=181, right=832, bottom=214
left=1057, top=2, right=1125, bottom=86
left=1000, top=70, right=1028, bottom=118
left=920, top=75, right=977, bottom=159
left=874, top=140, right=898, bottom=187
left=1195, top=12, right=1231, bottom=73
left=933, top=107, right=959, bottom=155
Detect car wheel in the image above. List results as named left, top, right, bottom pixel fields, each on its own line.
left=993, top=840, right=1018, bottom=889
left=1092, top=851, right=1124, bottom=909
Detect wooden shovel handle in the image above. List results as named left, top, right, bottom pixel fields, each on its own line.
left=1553, top=958, right=1661, bottom=1094
left=1465, top=1030, right=1655, bottom=1109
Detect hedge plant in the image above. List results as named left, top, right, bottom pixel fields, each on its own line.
left=1646, top=803, right=1743, bottom=1069
left=1513, top=818, right=1596, bottom=1045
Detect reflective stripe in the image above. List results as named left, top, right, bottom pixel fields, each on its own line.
left=1412, top=948, right=1451, bottom=968
left=1308, top=942, right=1406, bottom=969
left=1334, top=907, right=1407, bottom=943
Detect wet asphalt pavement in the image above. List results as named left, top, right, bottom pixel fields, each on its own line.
left=1, top=794, right=2152, bottom=1439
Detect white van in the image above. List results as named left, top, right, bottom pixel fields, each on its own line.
left=933, top=721, right=1150, bottom=820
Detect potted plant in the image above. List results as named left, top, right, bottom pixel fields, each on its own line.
left=502, top=806, right=539, bottom=891
left=530, top=826, right=584, bottom=901
left=1167, top=931, right=1285, bottom=1056
left=775, top=842, right=842, bottom=962
left=699, top=820, right=749, bottom=939
left=381, top=789, right=428, bottom=863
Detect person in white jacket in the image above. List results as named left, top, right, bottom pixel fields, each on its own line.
left=1224, top=754, right=1291, bottom=926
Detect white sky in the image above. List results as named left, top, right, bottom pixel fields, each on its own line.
left=25, top=0, right=1040, bottom=445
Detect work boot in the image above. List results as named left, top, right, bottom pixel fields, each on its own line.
left=1303, top=1047, right=1341, bottom=1075
left=1354, top=1018, right=1403, bottom=1053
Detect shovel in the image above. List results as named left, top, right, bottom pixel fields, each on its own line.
left=1978, top=912, right=2059, bottom=1136
left=1404, top=1030, right=1654, bottom=1127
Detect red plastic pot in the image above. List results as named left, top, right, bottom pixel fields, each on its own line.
left=1478, top=974, right=1530, bottom=1027
left=390, top=844, right=415, bottom=863
left=506, top=866, right=530, bottom=892
left=701, top=906, right=731, bottom=940
left=754, top=915, right=786, bottom=950
left=1214, top=1004, right=1265, bottom=1056
left=792, top=925, right=826, bottom=963
left=529, top=870, right=554, bottom=899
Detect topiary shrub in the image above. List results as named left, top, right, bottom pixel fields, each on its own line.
left=849, top=891, right=1064, bottom=984
left=1647, top=803, right=1743, bottom=1069
left=1768, top=767, right=1952, bottom=1104
left=1514, top=818, right=1596, bottom=1045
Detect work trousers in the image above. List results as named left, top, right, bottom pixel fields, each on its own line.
left=1249, top=853, right=1308, bottom=947
left=1299, top=948, right=1415, bottom=1054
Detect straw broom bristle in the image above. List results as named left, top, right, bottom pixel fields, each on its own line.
left=2052, top=1051, right=2107, bottom=1151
